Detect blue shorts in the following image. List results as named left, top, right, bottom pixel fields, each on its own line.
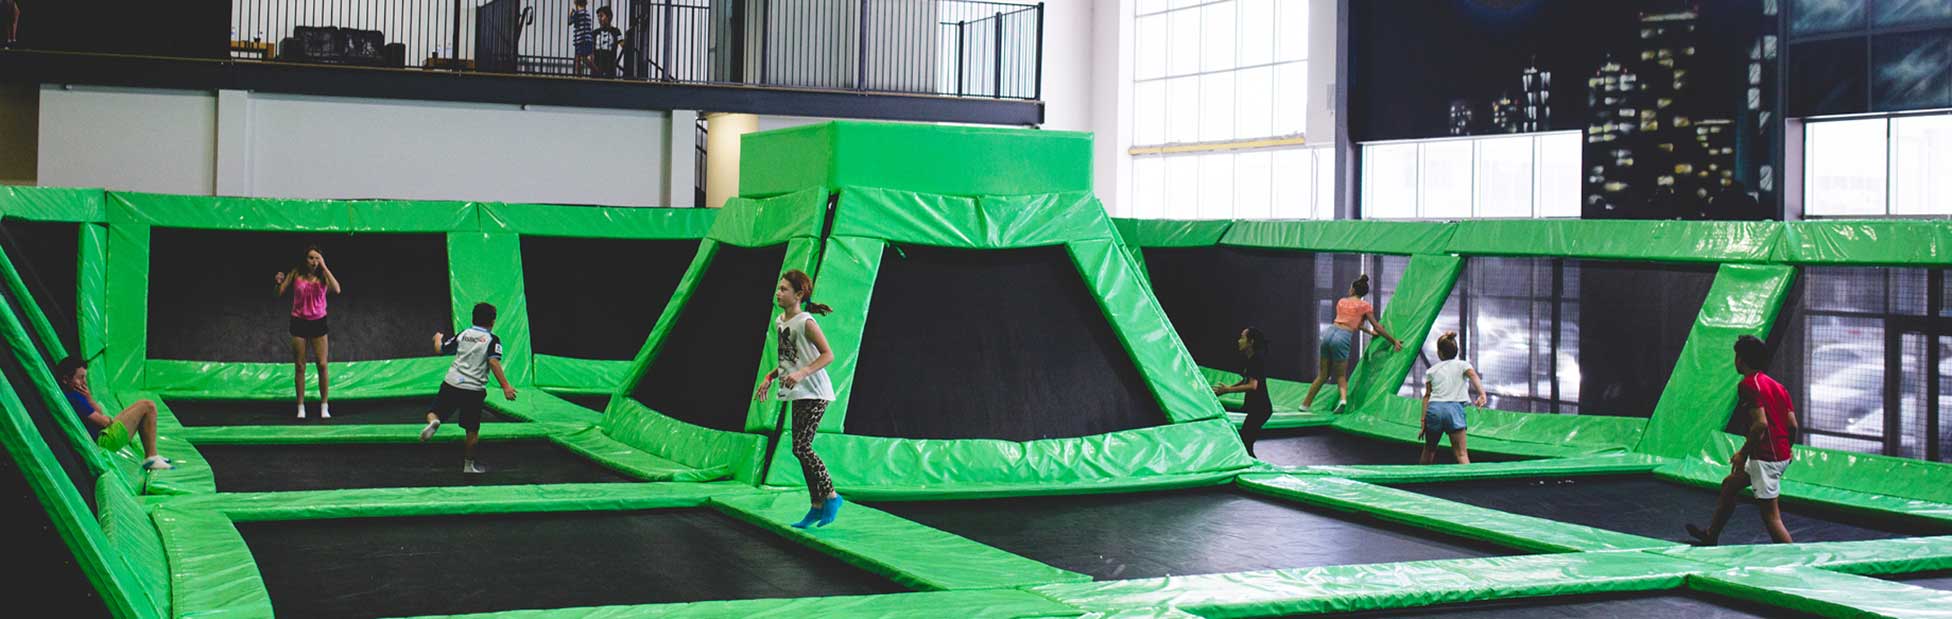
left=1318, top=326, right=1355, bottom=361
left=1424, top=401, right=1468, bottom=434
left=575, top=44, right=596, bottom=57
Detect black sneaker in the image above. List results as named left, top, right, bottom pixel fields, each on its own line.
left=1685, top=523, right=1718, bottom=546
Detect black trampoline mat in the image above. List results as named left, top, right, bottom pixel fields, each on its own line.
left=522, top=236, right=701, bottom=360
left=1389, top=475, right=1952, bottom=545
left=166, top=397, right=520, bottom=426
left=237, top=509, right=907, bottom=619
left=146, top=229, right=452, bottom=362
left=1254, top=427, right=1533, bottom=467
left=870, top=487, right=1511, bottom=580
left=1298, top=591, right=1818, bottom=618
left=0, top=220, right=81, bottom=357
left=201, top=441, right=635, bottom=492
left=557, top=393, right=612, bottom=412
left=1890, top=570, right=1952, bottom=592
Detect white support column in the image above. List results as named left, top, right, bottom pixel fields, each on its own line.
left=214, top=89, right=254, bottom=197
left=667, top=110, right=700, bottom=207
left=704, top=112, right=758, bottom=208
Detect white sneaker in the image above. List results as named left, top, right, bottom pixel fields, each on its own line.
left=419, top=419, right=441, bottom=442
left=141, top=456, right=173, bottom=471
left=296, top=404, right=307, bottom=419
left=320, top=403, right=331, bottom=419
left=462, top=461, right=484, bottom=474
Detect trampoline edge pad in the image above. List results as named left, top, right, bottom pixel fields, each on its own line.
left=1238, top=474, right=1679, bottom=553
left=1030, top=551, right=1705, bottom=619
left=762, top=419, right=1254, bottom=493
left=1690, top=566, right=1952, bottom=619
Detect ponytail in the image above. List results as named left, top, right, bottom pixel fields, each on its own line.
left=1436, top=331, right=1459, bottom=360
left=781, top=269, right=833, bottom=315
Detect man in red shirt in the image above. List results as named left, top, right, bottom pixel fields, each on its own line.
left=1687, top=335, right=1799, bottom=546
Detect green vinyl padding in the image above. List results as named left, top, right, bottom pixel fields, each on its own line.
left=4, top=123, right=1952, bottom=619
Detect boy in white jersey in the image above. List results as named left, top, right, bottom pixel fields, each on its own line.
left=420, top=303, right=518, bottom=473
left=1420, top=332, right=1487, bottom=465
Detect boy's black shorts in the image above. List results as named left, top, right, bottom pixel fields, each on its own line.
left=428, top=383, right=489, bottom=431
left=594, top=50, right=617, bottom=77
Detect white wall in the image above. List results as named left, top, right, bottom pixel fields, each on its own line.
left=1088, top=0, right=1128, bottom=213
left=1040, top=0, right=1096, bottom=133
left=38, top=87, right=219, bottom=195
left=35, top=86, right=675, bottom=206
left=245, top=94, right=668, bottom=205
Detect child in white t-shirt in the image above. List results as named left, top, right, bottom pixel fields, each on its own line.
left=1419, top=332, right=1486, bottom=464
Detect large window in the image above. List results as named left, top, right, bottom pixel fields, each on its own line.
left=1360, top=132, right=1583, bottom=220
left=1400, top=258, right=1716, bottom=419
left=1127, top=147, right=1333, bottom=220
left=1767, top=267, right=1952, bottom=462
left=1803, top=111, right=1952, bottom=217
left=1128, top=0, right=1315, bottom=220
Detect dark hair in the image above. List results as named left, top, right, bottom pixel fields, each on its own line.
left=1351, top=274, right=1371, bottom=297
left=596, top=5, right=612, bottom=17
left=473, top=302, right=497, bottom=328
left=1242, top=327, right=1269, bottom=356
left=1437, top=332, right=1460, bottom=361
left=298, top=244, right=322, bottom=276
left=54, top=356, right=85, bottom=385
left=1734, top=335, right=1770, bottom=371
left=781, top=270, right=832, bottom=315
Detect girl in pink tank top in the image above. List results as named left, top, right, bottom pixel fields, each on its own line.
left=274, top=245, right=342, bottom=419
left=1303, top=274, right=1403, bottom=414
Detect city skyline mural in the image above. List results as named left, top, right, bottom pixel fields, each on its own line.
left=1353, top=0, right=1781, bottom=220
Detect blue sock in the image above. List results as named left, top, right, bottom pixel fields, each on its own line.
left=790, top=506, right=820, bottom=529
left=816, top=495, right=844, bottom=527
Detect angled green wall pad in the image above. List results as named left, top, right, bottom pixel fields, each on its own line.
left=0, top=186, right=108, bottom=222
left=1445, top=220, right=1782, bottom=263
left=1223, top=220, right=1457, bottom=255
left=1783, top=220, right=1952, bottom=265
left=1637, top=264, right=1796, bottom=460
left=1030, top=551, right=1705, bottom=619
left=1347, top=254, right=1461, bottom=411
left=1690, top=566, right=1952, bottom=619
left=739, top=121, right=1093, bottom=198
left=483, top=203, right=718, bottom=239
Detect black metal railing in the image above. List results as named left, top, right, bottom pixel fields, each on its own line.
left=224, top=0, right=1041, bottom=99
left=694, top=115, right=708, bottom=207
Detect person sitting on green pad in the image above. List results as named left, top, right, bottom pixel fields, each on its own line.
left=54, top=356, right=172, bottom=470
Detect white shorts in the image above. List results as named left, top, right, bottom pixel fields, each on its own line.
left=1744, top=457, right=1790, bottom=500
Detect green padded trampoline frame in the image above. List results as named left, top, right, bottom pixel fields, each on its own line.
left=0, top=122, right=1947, bottom=618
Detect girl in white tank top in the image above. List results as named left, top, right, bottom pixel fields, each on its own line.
left=755, top=269, right=843, bottom=528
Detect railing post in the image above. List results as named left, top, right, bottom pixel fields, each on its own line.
left=1034, top=3, right=1045, bottom=100
left=856, top=0, right=870, bottom=91
left=956, top=21, right=966, bottom=97
left=760, top=0, right=772, bottom=84
left=663, top=0, right=676, bottom=80
left=992, top=10, right=1003, bottom=98
left=452, top=0, right=464, bottom=71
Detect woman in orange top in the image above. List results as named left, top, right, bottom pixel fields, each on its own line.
left=1302, top=274, right=1401, bottom=413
